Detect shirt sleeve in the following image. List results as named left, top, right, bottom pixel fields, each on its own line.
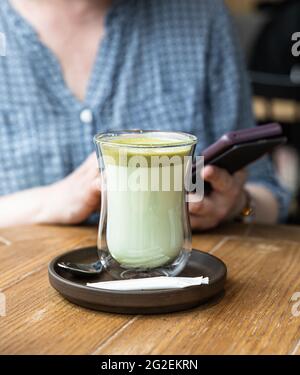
left=205, top=0, right=291, bottom=222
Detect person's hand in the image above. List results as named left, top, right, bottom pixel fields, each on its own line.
left=44, top=153, right=101, bottom=224
left=189, top=165, right=247, bottom=231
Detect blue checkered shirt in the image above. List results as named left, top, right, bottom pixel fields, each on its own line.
left=0, top=0, right=290, bottom=222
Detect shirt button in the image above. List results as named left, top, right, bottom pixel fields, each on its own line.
left=80, top=108, right=93, bottom=124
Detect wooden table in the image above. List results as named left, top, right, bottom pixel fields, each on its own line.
left=0, top=223, right=299, bottom=355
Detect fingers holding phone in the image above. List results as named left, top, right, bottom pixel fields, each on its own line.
left=188, top=123, right=286, bottom=230
left=203, top=165, right=247, bottom=193
left=189, top=166, right=247, bottom=231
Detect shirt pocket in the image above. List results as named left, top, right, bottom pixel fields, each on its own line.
left=0, top=108, right=42, bottom=194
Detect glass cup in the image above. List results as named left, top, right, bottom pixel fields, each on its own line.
left=94, top=130, right=197, bottom=279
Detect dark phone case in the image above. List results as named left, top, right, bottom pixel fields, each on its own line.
left=192, top=134, right=286, bottom=195
left=203, top=123, right=283, bottom=162
left=207, top=136, right=286, bottom=174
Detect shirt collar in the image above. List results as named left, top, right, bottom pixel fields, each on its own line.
left=2, top=0, right=130, bottom=47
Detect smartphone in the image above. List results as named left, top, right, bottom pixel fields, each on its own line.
left=192, top=123, right=287, bottom=194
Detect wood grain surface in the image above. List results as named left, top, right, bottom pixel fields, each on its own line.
left=0, top=223, right=299, bottom=354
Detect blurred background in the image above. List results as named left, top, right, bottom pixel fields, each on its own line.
left=226, top=0, right=300, bottom=224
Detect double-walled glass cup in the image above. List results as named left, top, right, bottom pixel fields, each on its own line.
left=94, top=130, right=197, bottom=279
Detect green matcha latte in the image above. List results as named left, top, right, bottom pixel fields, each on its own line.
left=94, top=131, right=197, bottom=271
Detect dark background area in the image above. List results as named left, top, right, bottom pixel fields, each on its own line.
left=227, top=0, right=300, bottom=223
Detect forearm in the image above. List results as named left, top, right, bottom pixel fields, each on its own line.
left=246, top=183, right=279, bottom=224
left=0, top=186, right=55, bottom=227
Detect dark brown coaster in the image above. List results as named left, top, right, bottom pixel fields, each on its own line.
left=48, top=247, right=227, bottom=314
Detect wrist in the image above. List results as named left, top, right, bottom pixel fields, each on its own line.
left=33, top=183, right=63, bottom=224
left=235, top=189, right=256, bottom=224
